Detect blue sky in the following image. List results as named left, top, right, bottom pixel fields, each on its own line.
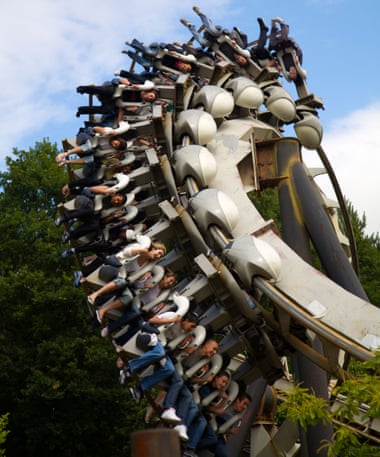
left=2, top=0, right=380, bottom=234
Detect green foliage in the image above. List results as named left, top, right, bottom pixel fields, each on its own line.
left=346, top=201, right=380, bottom=306
left=245, top=179, right=380, bottom=456
left=277, top=385, right=330, bottom=430
left=0, top=140, right=66, bottom=273
left=249, top=188, right=281, bottom=232
left=278, top=353, right=380, bottom=456
left=325, top=427, right=361, bottom=457
left=0, top=413, right=10, bottom=457
left=2, top=139, right=380, bottom=456
left=0, top=141, right=145, bottom=457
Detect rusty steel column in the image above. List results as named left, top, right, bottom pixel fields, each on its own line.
left=131, top=428, right=181, bottom=457
left=276, top=138, right=314, bottom=264
left=275, top=138, right=334, bottom=457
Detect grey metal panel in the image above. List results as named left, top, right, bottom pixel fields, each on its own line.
left=206, top=128, right=380, bottom=354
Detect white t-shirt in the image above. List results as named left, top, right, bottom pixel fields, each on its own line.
left=103, top=120, right=130, bottom=135
left=115, top=235, right=151, bottom=264
left=153, top=311, right=184, bottom=342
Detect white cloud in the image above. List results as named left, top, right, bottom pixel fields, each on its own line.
left=303, top=103, right=380, bottom=235
left=0, top=0, right=232, bottom=166
left=2, top=0, right=379, bottom=239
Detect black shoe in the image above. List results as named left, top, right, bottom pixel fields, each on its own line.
left=141, top=322, right=160, bottom=335
left=54, top=215, right=65, bottom=227
left=257, top=17, right=269, bottom=33
left=129, top=386, right=142, bottom=404
left=183, top=449, right=198, bottom=457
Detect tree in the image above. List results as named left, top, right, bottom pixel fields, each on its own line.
left=1, top=140, right=380, bottom=456
left=346, top=201, right=380, bottom=306
left=278, top=352, right=380, bottom=457
left=0, top=141, right=145, bottom=457
left=0, top=413, right=9, bottom=457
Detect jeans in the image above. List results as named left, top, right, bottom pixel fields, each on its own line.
left=107, top=301, right=140, bottom=333
left=139, top=356, right=176, bottom=392
left=184, top=398, right=200, bottom=427
left=186, top=413, right=208, bottom=450
left=175, top=385, right=195, bottom=423
left=128, top=341, right=166, bottom=374
left=162, top=369, right=185, bottom=409
left=197, top=424, right=226, bottom=457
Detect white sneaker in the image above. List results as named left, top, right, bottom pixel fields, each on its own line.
left=95, top=310, right=102, bottom=323
left=125, top=229, right=136, bottom=241
left=160, top=408, right=181, bottom=424
left=174, top=424, right=189, bottom=442
left=101, top=327, right=109, bottom=337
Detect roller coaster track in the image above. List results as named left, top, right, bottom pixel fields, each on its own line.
left=61, top=6, right=380, bottom=456
left=169, top=122, right=380, bottom=368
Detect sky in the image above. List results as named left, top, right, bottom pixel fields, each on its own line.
left=2, top=0, right=380, bottom=234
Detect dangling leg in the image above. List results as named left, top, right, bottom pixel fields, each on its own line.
left=180, top=18, right=209, bottom=47
left=251, top=18, right=271, bottom=62
left=76, top=105, right=114, bottom=117
left=76, top=84, right=114, bottom=97
left=192, top=6, right=223, bottom=37
left=122, top=50, right=152, bottom=69
left=126, top=38, right=159, bottom=57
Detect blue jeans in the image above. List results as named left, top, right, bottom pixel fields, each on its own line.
left=162, top=369, right=185, bottom=410
left=197, top=424, right=227, bottom=457
left=128, top=341, right=166, bottom=373
left=175, top=386, right=196, bottom=423
left=139, top=356, right=176, bottom=392
left=184, top=398, right=200, bottom=427
left=186, top=410, right=208, bottom=450
left=114, top=324, right=140, bottom=346
left=107, top=301, right=140, bottom=334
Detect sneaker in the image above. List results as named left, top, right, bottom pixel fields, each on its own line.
left=257, top=17, right=269, bottom=33
left=183, top=449, right=197, bottom=457
left=95, top=310, right=101, bottom=323
left=61, top=231, right=70, bottom=243
left=67, top=217, right=78, bottom=226
left=124, top=367, right=132, bottom=378
left=61, top=248, right=75, bottom=259
left=54, top=215, right=65, bottom=227
left=174, top=424, right=189, bottom=442
left=73, top=271, right=83, bottom=288
left=161, top=408, right=181, bottom=424
left=129, top=386, right=142, bottom=404
left=125, top=229, right=136, bottom=241
left=119, top=368, right=131, bottom=385
left=114, top=70, right=121, bottom=76
left=100, top=326, right=109, bottom=337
